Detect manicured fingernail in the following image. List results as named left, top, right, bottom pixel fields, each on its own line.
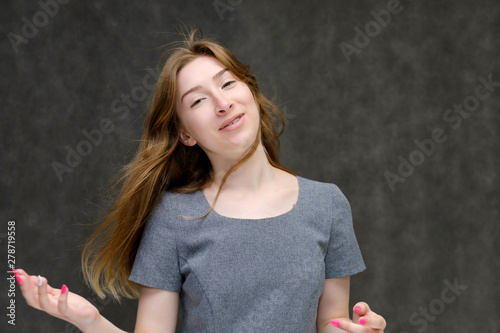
left=359, top=318, right=366, bottom=325
left=354, top=305, right=362, bottom=312
left=330, top=320, right=340, bottom=327
left=38, top=275, right=43, bottom=287
left=12, top=269, right=18, bottom=274
left=15, top=274, right=22, bottom=285
left=61, top=284, right=68, bottom=294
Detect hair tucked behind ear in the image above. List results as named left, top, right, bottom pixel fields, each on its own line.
left=81, top=27, right=294, bottom=301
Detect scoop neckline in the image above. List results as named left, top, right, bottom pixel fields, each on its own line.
left=199, top=176, right=302, bottom=221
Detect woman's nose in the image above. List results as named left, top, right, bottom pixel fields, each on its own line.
left=215, top=93, right=233, bottom=114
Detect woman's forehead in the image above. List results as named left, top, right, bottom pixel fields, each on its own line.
left=178, top=56, right=225, bottom=82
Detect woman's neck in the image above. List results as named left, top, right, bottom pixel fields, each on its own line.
left=207, top=143, right=276, bottom=194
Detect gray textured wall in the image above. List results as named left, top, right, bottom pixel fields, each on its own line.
left=1, top=0, right=498, bottom=332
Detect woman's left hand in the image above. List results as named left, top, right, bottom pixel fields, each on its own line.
left=330, top=302, right=386, bottom=332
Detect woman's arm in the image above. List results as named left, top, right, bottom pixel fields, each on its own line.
left=15, top=268, right=180, bottom=333
left=317, top=277, right=386, bottom=333
left=317, top=276, right=351, bottom=333
left=134, top=286, right=179, bottom=333
left=15, top=268, right=126, bottom=333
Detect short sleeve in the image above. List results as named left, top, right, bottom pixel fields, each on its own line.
left=129, top=200, right=182, bottom=292
left=324, top=184, right=366, bottom=278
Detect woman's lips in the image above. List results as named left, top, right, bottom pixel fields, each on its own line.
left=219, top=113, right=245, bottom=131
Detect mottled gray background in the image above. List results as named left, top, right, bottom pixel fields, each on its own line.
left=1, top=0, right=499, bottom=332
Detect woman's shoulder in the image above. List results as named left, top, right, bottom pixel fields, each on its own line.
left=297, top=176, right=345, bottom=197
left=160, top=189, right=202, bottom=203
left=146, top=190, right=206, bottom=226
left=296, top=176, right=351, bottom=211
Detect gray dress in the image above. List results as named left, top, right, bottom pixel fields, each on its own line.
left=129, top=176, right=365, bottom=332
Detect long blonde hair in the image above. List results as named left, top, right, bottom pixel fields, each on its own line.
left=81, top=28, right=294, bottom=301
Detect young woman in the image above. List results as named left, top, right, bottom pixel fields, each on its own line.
left=15, top=29, right=386, bottom=332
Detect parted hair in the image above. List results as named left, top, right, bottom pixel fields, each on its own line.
left=81, top=28, right=293, bottom=301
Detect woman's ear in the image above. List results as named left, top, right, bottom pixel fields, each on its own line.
left=179, top=130, right=197, bottom=146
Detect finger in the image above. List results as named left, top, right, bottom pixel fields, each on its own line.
left=353, top=302, right=386, bottom=330
left=13, top=268, right=28, bottom=285
left=29, top=275, right=40, bottom=284
left=38, top=275, right=51, bottom=311
left=360, top=313, right=386, bottom=330
left=353, top=301, right=370, bottom=317
left=14, top=269, right=40, bottom=309
left=352, top=302, right=368, bottom=323
left=58, top=284, right=69, bottom=315
left=22, top=272, right=57, bottom=296
left=330, top=318, right=370, bottom=333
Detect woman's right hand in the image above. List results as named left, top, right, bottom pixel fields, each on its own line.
left=14, top=268, right=101, bottom=331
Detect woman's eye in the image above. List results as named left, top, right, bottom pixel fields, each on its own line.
left=222, top=81, right=235, bottom=88
left=191, top=99, right=202, bottom=107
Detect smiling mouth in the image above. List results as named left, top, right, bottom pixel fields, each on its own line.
left=220, top=114, right=244, bottom=130
left=223, top=117, right=241, bottom=128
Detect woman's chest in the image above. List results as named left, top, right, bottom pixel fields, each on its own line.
left=176, top=215, right=330, bottom=296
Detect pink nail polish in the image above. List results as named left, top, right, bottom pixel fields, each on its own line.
left=354, top=305, right=362, bottom=312
left=330, top=320, right=340, bottom=327
left=359, top=318, right=366, bottom=325
left=61, top=284, right=68, bottom=294
left=12, top=269, right=18, bottom=274
left=15, top=274, right=22, bottom=285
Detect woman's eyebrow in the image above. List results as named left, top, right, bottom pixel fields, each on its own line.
left=180, top=68, right=229, bottom=103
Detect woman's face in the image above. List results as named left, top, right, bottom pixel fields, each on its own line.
left=175, top=55, right=260, bottom=162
